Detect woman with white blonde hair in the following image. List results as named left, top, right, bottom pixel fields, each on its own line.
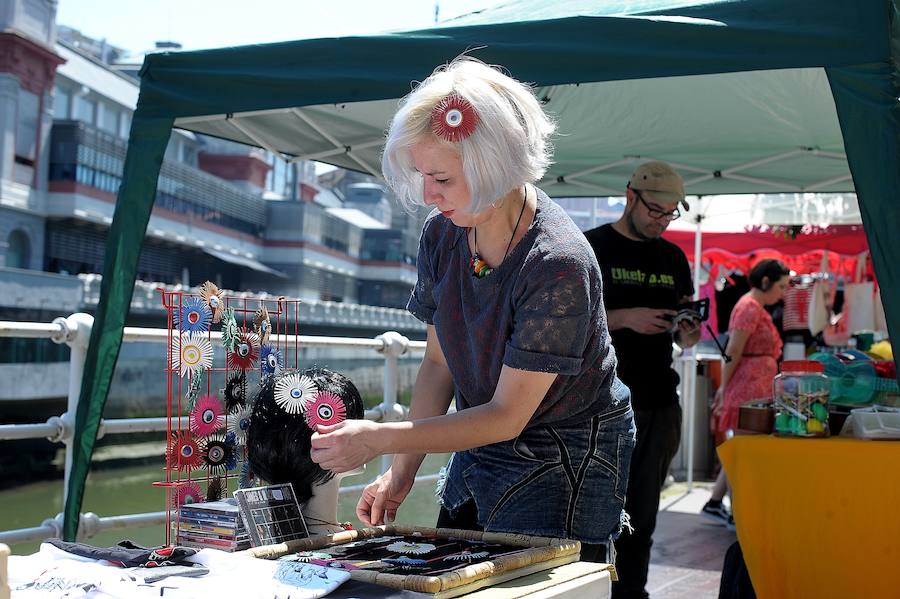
left=311, top=58, right=635, bottom=561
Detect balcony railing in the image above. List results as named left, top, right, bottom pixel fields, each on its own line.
left=0, top=268, right=426, bottom=332
left=49, top=120, right=267, bottom=234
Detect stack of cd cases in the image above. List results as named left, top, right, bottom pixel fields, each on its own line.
left=176, top=499, right=250, bottom=552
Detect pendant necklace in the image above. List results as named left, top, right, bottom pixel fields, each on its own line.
left=470, top=186, right=528, bottom=278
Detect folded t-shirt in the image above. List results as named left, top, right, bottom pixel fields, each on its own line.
left=10, top=542, right=350, bottom=598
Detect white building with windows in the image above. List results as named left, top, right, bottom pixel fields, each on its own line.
left=0, top=0, right=427, bottom=416
left=0, top=0, right=425, bottom=316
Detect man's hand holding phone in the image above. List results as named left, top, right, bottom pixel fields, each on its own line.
left=670, top=298, right=710, bottom=333
left=622, top=307, right=678, bottom=335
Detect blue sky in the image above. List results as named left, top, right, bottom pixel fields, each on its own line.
left=56, top=0, right=504, bottom=56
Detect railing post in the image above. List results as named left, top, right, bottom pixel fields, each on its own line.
left=684, top=354, right=696, bottom=491
left=375, top=331, right=409, bottom=475
left=50, top=313, right=94, bottom=511
left=0, top=542, right=9, bottom=599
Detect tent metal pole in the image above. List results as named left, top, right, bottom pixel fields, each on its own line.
left=809, top=149, right=847, bottom=160
left=806, top=174, right=853, bottom=191
left=289, top=108, right=384, bottom=181
left=686, top=197, right=704, bottom=492
left=724, top=173, right=801, bottom=191
left=227, top=117, right=289, bottom=160
left=683, top=173, right=715, bottom=187
left=557, top=178, right=621, bottom=195
left=291, top=139, right=384, bottom=163
left=564, top=157, right=635, bottom=180
left=721, top=149, right=803, bottom=174
left=175, top=106, right=295, bottom=125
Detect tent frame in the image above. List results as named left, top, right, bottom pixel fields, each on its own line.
left=179, top=105, right=854, bottom=196
left=177, top=109, right=387, bottom=177
left=61, top=0, right=900, bottom=540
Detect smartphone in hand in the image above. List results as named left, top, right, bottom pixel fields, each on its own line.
left=670, top=298, right=710, bottom=330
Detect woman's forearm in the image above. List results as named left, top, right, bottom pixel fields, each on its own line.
left=721, top=354, right=741, bottom=390
left=391, top=354, right=455, bottom=480
left=371, top=373, right=533, bottom=483
left=378, top=367, right=554, bottom=456
left=721, top=330, right=750, bottom=391
left=380, top=402, right=525, bottom=455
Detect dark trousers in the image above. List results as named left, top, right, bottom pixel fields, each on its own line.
left=437, top=501, right=609, bottom=563
left=612, top=404, right=682, bottom=599
left=718, top=541, right=756, bottom=599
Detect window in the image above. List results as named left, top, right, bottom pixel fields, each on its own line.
left=16, top=89, right=39, bottom=159
left=118, top=111, right=131, bottom=139
left=268, top=155, right=290, bottom=197
left=53, top=86, right=70, bottom=119
left=5, top=230, right=31, bottom=269
left=165, top=138, right=181, bottom=162
left=73, top=94, right=96, bottom=124
left=14, top=89, right=40, bottom=184
left=99, top=102, right=118, bottom=135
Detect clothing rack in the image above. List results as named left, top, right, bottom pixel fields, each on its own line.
left=791, top=271, right=832, bottom=285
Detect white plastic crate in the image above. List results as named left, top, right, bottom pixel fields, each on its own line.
left=841, top=406, right=900, bottom=440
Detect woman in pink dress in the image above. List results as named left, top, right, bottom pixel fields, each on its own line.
left=701, top=259, right=790, bottom=527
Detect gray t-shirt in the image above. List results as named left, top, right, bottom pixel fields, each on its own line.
left=407, top=189, right=627, bottom=426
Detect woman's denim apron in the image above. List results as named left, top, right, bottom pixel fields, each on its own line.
left=439, top=397, right=636, bottom=545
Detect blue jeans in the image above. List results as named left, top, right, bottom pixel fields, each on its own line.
left=439, top=401, right=636, bottom=545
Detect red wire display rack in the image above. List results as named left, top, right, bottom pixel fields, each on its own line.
left=153, top=283, right=301, bottom=545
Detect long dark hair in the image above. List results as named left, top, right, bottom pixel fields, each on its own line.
left=246, top=367, right=364, bottom=502
left=748, top=259, right=790, bottom=291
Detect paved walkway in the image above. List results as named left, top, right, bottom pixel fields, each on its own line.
left=645, top=483, right=735, bottom=599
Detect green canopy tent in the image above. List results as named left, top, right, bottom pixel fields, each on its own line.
left=64, top=0, right=900, bottom=540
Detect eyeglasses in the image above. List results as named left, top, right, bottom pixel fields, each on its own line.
left=634, top=189, right=681, bottom=220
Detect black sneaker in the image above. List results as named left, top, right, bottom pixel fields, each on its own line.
left=726, top=515, right=736, bottom=532
left=701, top=500, right=731, bottom=526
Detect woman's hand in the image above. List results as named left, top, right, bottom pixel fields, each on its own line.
left=310, top=420, right=382, bottom=473
left=709, top=387, right=724, bottom=432
left=357, top=468, right=415, bottom=526
left=711, top=387, right=725, bottom=418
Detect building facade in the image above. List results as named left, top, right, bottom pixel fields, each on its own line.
left=0, top=0, right=427, bottom=413
left=1, top=0, right=426, bottom=318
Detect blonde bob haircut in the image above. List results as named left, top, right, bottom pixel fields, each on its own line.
left=382, top=57, right=555, bottom=214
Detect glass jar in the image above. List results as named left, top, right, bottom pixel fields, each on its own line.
left=773, top=360, right=830, bottom=437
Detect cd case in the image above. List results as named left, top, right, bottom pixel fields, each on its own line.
left=233, top=483, right=309, bottom=547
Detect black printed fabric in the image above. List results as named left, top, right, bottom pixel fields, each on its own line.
left=46, top=538, right=198, bottom=568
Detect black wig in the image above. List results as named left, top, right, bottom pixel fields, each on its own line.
left=246, top=367, right=364, bottom=502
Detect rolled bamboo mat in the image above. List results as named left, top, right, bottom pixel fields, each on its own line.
left=240, top=525, right=581, bottom=596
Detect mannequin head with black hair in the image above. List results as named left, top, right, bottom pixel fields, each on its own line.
left=247, top=367, right=365, bottom=532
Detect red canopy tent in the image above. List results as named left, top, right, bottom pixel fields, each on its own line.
left=663, top=224, right=872, bottom=278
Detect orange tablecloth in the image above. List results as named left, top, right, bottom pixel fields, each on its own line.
left=718, top=436, right=900, bottom=599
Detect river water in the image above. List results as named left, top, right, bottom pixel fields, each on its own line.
left=1, top=453, right=449, bottom=556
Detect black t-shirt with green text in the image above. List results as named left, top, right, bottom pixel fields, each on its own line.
left=584, top=224, right=693, bottom=410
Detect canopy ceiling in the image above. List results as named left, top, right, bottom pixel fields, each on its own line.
left=64, top=0, right=900, bottom=543
left=176, top=67, right=853, bottom=197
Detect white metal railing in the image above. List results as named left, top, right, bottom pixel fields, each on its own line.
left=0, top=315, right=426, bottom=545
left=0, top=268, right=427, bottom=331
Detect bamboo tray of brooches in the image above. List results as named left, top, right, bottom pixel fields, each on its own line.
left=240, top=524, right=582, bottom=598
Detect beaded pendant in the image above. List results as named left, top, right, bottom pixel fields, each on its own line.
left=470, top=253, right=493, bottom=278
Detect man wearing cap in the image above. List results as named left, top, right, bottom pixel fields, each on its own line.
left=584, top=161, right=701, bottom=599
